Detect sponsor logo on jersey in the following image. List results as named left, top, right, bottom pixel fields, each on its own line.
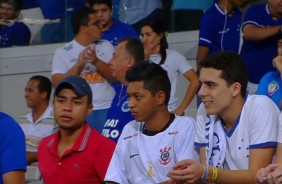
left=121, top=101, right=130, bottom=112
left=268, top=81, right=279, bottom=96
left=168, top=131, right=179, bottom=135
left=159, top=146, right=172, bottom=166
left=147, top=161, right=155, bottom=177
left=123, top=133, right=138, bottom=140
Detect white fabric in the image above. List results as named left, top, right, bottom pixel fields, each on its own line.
left=52, top=39, right=115, bottom=110
left=105, top=115, right=199, bottom=184
left=278, top=112, right=282, bottom=143
left=18, top=106, right=55, bottom=152
left=195, top=104, right=226, bottom=168
left=149, top=49, right=193, bottom=112
left=195, top=95, right=279, bottom=170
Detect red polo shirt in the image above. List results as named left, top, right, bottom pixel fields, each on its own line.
left=38, top=123, right=115, bottom=184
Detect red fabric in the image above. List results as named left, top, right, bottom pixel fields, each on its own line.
left=38, top=123, right=115, bottom=184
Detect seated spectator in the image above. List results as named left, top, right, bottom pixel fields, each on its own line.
left=118, top=0, right=164, bottom=32
left=104, top=61, right=199, bottom=184
left=256, top=37, right=282, bottom=110
left=85, top=0, right=139, bottom=47
left=0, top=0, right=31, bottom=47
left=0, top=111, right=26, bottom=184
left=141, top=19, right=199, bottom=115
left=38, top=0, right=84, bottom=44
left=17, top=75, right=56, bottom=165
left=256, top=112, right=282, bottom=184
left=38, top=76, right=115, bottom=184
left=168, top=51, right=279, bottom=184
left=88, top=38, right=145, bottom=142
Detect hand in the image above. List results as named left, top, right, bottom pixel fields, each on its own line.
left=267, top=164, right=282, bottom=184
left=167, top=159, right=203, bottom=184
left=78, top=45, right=98, bottom=66
left=273, top=56, right=282, bottom=73
left=256, top=164, right=281, bottom=184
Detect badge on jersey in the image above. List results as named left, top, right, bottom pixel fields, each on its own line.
left=268, top=81, right=279, bottom=96
left=159, top=146, right=172, bottom=166
left=147, top=161, right=155, bottom=177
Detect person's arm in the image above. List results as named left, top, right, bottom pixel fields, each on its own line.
left=91, top=58, right=117, bottom=83
left=52, top=50, right=88, bottom=87
left=174, top=69, right=199, bottom=116
left=168, top=147, right=274, bottom=184
left=243, top=24, right=281, bottom=41
left=26, top=151, right=38, bottom=165
left=196, top=45, right=209, bottom=71
left=3, top=171, right=25, bottom=184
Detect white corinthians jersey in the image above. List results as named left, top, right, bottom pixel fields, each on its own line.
left=105, top=115, right=199, bottom=184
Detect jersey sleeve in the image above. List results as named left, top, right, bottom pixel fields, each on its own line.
left=104, top=125, right=130, bottom=184
left=0, top=114, right=26, bottom=174
left=174, top=117, right=199, bottom=161
left=256, top=73, right=270, bottom=95
left=277, top=112, right=282, bottom=143
left=198, top=13, right=216, bottom=48
left=241, top=5, right=260, bottom=29
left=51, top=48, right=69, bottom=74
left=195, top=103, right=209, bottom=147
left=174, top=51, right=193, bottom=74
left=246, top=96, right=279, bottom=149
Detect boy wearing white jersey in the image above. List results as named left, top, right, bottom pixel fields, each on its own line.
left=104, top=61, right=199, bottom=184
left=168, top=51, right=280, bottom=184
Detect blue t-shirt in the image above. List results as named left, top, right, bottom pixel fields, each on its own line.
left=240, top=4, right=282, bottom=84
left=102, top=20, right=139, bottom=47
left=23, top=0, right=39, bottom=9
left=39, top=0, right=84, bottom=19
left=102, top=83, right=134, bottom=142
left=0, top=112, right=26, bottom=184
left=256, top=71, right=282, bottom=110
left=198, top=3, right=242, bottom=55
left=0, top=22, right=31, bottom=47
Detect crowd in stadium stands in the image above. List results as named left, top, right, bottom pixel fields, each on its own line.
left=1, top=0, right=282, bottom=184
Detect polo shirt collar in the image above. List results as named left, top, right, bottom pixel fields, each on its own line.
left=26, top=105, right=54, bottom=124
left=47, top=123, right=92, bottom=155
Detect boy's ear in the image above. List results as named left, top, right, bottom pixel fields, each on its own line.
left=155, top=91, right=166, bottom=105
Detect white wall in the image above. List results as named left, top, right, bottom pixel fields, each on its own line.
left=0, top=31, right=199, bottom=119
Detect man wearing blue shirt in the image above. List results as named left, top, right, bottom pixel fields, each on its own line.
left=0, top=0, right=31, bottom=47
left=240, top=0, right=282, bottom=94
left=0, top=112, right=26, bottom=184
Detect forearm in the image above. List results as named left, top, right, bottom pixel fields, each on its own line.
left=94, top=59, right=117, bottom=83
left=243, top=25, right=280, bottom=41
left=52, top=62, right=85, bottom=87
left=26, top=151, right=38, bottom=165
left=3, top=171, right=25, bottom=184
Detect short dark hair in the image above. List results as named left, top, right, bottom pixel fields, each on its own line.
left=199, top=51, right=248, bottom=97
left=126, top=61, right=171, bottom=105
left=119, top=38, right=145, bottom=63
left=85, top=0, right=112, bottom=9
left=0, top=0, right=22, bottom=10
left=29, top=75, right=52, bottom=101
left=71, top=7, right=95, bottom=35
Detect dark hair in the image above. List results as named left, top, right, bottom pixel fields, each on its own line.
left=0, top=0, right=22, bottom=10
left=126, top=61, right=171, bottom=105
left=29, top=75, right=52, bottom=101
left=199, top=51, right=248, bottom=97
left=119, top=38, right=145, bottom=63
left=71, top=7, right=95, bottom=35
left=141, top=18, right=168, bottom=65
left=85, top=0, right=112, bottom=10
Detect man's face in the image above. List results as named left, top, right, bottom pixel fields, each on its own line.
left=25, top=79, right=45, bottom=110
left=86, top=13, right=102, bottom=42
left=0, top=2, right=18, bottom=20
left=92, top=3, right=112, bottom=28
left=53, top=88, right=92, bottom=131
left=198, top=68, right=235, bottom=116
left=127, top=81, right=158, bottom=122
left=268, top=0, right=282, bottom=15
left=109, top=41, right=132, bottom=82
